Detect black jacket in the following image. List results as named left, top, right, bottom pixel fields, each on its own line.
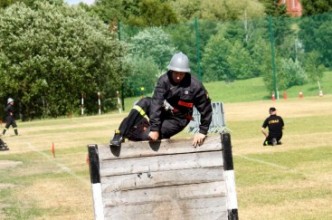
left=5, top=104, right=15, bottom=117
left=150, top=71, right=212, bottom=135
left=262, top=114, right=284, bottom=136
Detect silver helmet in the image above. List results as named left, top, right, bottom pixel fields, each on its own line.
left=167, top=52, right=190, bottom=73
left=7, top=98, right=14, bottom=104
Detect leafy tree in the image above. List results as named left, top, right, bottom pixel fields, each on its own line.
left=258, top=0, right=287, bottom=16
left=278, top=58, right=306, bottom=90
left=164, top=22, right=198, bottom=78
left=91, top=0, right=178, bottom=27
left=227, top=41, right=255, bottom=79
left=299, top=13, right=332, bottom=67
left=250, top=37, right=273, bottom=79
left=263, top=58, right=306, bottom=92
left=0, top=0, right=63, bottom=8
left=89, top=0, right=123, bottom=23
left=170, top=0, right=265, bottom=21
left=122, top=56, right=159, bottom=97
left=300, top=0, right=332, bottom=16
left=303, top=51, right=326, bottom=85
left=202, top=34, right=233, bottom=82
left=0, top=1, right=125, bottom=119
left=0, top=0, right=18, bottom=8
left=126, top=0, right=178, bottom=27
left=169, top=0, right=200, bottom=22
left=165, top=20, right=219, bottom=80
left=258, top=0, right=292, bottom=50
left=128, top=27, right=176, bottom=72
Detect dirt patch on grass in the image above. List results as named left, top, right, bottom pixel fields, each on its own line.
left=0, top=160, right=22, bottom=169
left=0, top=183, right=15, bottom=190
left=224, top=96, right=332, bottom=122
left=16, top=179, right=93, bottom=220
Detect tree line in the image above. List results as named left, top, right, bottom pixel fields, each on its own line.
left=0, top=0, right=331, bottom=119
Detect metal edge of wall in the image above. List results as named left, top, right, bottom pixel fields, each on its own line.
left=221, top=132, right=239, bottom=220
left=87, top=144, right=105, bottom=220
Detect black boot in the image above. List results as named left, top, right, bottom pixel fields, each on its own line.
left=272, top=138, right=277, bottom=146
left=0, top=139, right=9, bottom=151
left=110, top=99, right=150, bottom=149
left=110, top=130, right=123, bottom=148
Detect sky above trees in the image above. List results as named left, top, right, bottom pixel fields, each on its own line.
left=65, top=0, right=95, bottom=5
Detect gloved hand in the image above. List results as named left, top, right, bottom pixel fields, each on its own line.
left=149, top=131, right=159, bottom=141
left=192, top=133, right=206, bottom=147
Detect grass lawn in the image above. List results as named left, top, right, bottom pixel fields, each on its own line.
left=0, top=73, right=332, bottom=219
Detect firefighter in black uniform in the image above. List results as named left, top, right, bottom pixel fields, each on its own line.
left=110, top=52, right=212, bottom=148
left=0, top=138, right=9, bottom=151
left=3, top=98, right=19, bottom=136
left=261, top=107, right=284, bottom=146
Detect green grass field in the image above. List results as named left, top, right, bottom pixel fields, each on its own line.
left=0, top=72, right=332, bottom=219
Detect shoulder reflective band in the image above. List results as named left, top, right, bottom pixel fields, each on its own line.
left=133, top=105, right=146, bottom=116
left=178, top=100, right=194, bottom=108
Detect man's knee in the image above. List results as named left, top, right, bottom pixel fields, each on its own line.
left=133, top=97, right=152, bottom=117
left=136, top=97, right=151, bottom=108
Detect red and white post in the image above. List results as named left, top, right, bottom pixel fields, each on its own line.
left=298, top=91, right=304, bottom=99
left=271, top=92, right=276, bottom=101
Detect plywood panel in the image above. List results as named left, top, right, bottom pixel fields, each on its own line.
left=98, top=135, right=222, bottom=160
left=95, top=134, right=227, bottom=220
left=101, top=167, right=224, bottom=192
left=100, top=151, right=223, bottom=176
left=102, top=181, right=226, bottom=207
left=104, top=197, right=227, bottom=220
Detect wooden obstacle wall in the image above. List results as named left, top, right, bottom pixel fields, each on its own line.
left=88, top=133, right=238, bottom=220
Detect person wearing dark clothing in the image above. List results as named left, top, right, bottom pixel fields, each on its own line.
left=261, top=107, right=284, bottom=146
left=110, top=52, right=212, bottom=148
left=3, top=98, right=18, bottom=136
left=0, top=138, right=9, bottom=151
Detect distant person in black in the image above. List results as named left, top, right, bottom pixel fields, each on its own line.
left=0, top=138, right=9, bottom=151
left=3, top=98, right=18, bottom=136
left=261, top=107, right=284, bottom=146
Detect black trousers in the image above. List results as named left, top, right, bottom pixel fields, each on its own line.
left=263, top=133, right=282, bottom=145
left=5, top=116, right=17, bottom=129
left=3, top=115, right=18, bottom=135
left=120, top=97, right=190, bottom=141
left=0, top=138, right=6, bottom=147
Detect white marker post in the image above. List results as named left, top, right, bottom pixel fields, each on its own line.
left=87, top=145, right=105, bottom=220
left=116, top=91, right=122, bottom=113
left=97, top=92, right=101, bottom=115
left=81, top=93, right=84, bottom=115
left=222, top=132, right=239, bottom=220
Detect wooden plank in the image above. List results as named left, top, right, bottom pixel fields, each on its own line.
left=102, top=181, right=226, bottom=207
left=104, top=197, right=227, bottom=220
left=100, top=151, right=223, bottom=176
left=101, top=167, right=224, bottom=192
left=98, top=134, right=222, bottom=160
left=94, top=134, right=229, bottom=219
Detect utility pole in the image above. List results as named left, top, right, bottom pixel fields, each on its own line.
left=268, top=16, right=278, bottom=99
left=194, top=17, right=202, bottom=81
left=117, top=20, right=125, bottom=111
